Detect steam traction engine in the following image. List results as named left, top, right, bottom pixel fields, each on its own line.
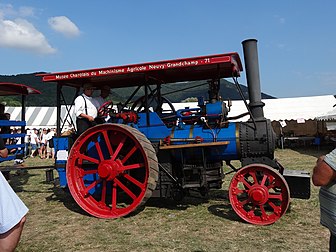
left=41, top=39, right=310, bottom=225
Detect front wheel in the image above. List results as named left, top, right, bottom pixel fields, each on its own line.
left=66, top=124, right=158, bottom=218
left=228, top=164, right=290, bottom=225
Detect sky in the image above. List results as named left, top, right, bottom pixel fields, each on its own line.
left=0, top=1, right=335, bottom=98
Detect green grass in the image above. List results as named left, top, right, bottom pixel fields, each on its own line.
left=1, top=147, right=333, bottom=252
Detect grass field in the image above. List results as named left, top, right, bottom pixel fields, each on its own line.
left=2, top=146, right=334, bottom=252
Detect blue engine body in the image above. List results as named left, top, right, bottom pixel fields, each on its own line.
left=54, top=101, right=241, bottom=188
left=135, top=112, right=239, bottom=162
left=54, top=99, right=277, bottom=198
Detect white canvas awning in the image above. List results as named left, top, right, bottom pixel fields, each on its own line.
left=5, top=105, right=76, bottom=129
left=316, top=107, right=336, bottom=121
left=4, top=95, right=336, bottom=128
left=169, top=95, right=336, bottom=121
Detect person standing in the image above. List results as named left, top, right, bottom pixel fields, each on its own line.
left=95, top=85, right=111, bottom=108
left=95, top=85, right=112, bottom=123
left=39, top=129, right=48, bottom=159
left=29, top=129, right=39, bottom=158
left=0, top=103, right=11, bottom=145
left=45, top=128, right=55, bottom=159
left=74, top=84, right=99, bottom=136
left=24, top=129, right=31, bottom=158
left=0, top=136, right=28, bottom=251
left=312, top=148, right=336, bottom=252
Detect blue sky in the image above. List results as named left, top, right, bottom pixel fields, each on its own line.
left=0, top=1, right=335, bottom=98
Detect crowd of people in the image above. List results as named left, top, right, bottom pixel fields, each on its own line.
left=25, top=128, right=55, bottom=159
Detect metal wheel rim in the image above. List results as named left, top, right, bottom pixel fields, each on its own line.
left=229, top=163, right=290, bottom=225
left=66, top=124, right=157, bottom=218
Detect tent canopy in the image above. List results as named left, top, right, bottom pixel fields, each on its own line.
left=5, top=95, right=336, bottom=128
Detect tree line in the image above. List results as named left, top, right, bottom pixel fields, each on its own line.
left=0, top=73, right=275, bottom=106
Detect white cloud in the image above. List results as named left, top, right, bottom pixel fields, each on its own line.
left=18, top=6, right=36, bottom=17
left=0, top=4, right=36, bottom=18
left=0, top=18, right=56, bottom=54
left=274, top=15, right=286, bottom=25
left=48, top=16, right=80, bottom=38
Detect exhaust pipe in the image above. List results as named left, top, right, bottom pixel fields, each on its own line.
left=242, top=39, right=265, bottom=120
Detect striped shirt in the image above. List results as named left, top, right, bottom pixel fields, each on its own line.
left=319, top=148, right=336, bottom=235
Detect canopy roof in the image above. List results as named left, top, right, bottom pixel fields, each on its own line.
left=170, top=95, right=336, bottom=121
left=39, top=52, right=243, bottom=89
left=0, top=82, right=41, bottom=96
left=316, top=107, right=336, bottom=121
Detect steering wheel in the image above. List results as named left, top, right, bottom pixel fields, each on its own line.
left=131, top=95, right=176, bottom=114
left=98, top=101, right=114, bottom=117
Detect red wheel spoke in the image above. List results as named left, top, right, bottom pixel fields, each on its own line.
left=112, top=183, right=117, bottom=210
left=115, top=178, right=137, bottom=200
left=267, top=183, right=276, bottom=190
left=268, top=201, right=278, bottom=211
left=260, top=205, right=268, bottom=219
left=100, top=180, right=107, bottom=205
left=78, top=153, right=100, bottom=164
left=95, top=141, right=104, bottom=161
left=240, top=198, right=249, bottom=206
left=242, top=178, right=251, bottom=189
left=121, top=146, right=137, bottom=164
left=247, top=207, right=256, bottom=219
left=83, top=178, right=102, bottom=196
left=102, top=131, right=113, bottom=158
left=123, top=174, right=145, bottom=189
left=267, top=176, right=275, bottom=186
left=260, top=174, right=267, bottom=186
left=111, top=136, right=126, bottom=160
left=250, top=172, right=258, bottom=185
left=236, top=188, right=246, bottom=195
left=83, top=169, right=98, bottom=175
left=268, top=193, right=283, bottom=200
left=121, top=163, right=144, bottom=171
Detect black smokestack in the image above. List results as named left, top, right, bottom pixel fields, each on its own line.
left=242, top=39, right=265, bottom=120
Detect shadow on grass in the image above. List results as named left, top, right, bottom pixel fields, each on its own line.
left=207, top=203, right=243, bottom=223
left=207, top=189, right=244, bottom=223
left=145, top=195, right=208, bottom=211
left=45, top=185, right=91, bottom=217
left=7, top=171, right=37, bottom=192
left=145, top=188, right=244, bottom=223
left=42, top=185, right=247, bottom=223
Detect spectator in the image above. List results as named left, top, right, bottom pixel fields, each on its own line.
left=39, top=128, right=48, bottom=159
left=45, top=128, right=55, bottom=159
left=30, top=129, right=39, bottom=158
left=0, top=136, right=28, bottom=251
left=0, top=103, right=10, bottom=144
left=95, top=85, right=111, bottom=107
left=13, top=128, right=24, bottom=165
left=312, top=148, right=336, bottom=251
left=95, top=86, right=113, bottom=123
left=24, top=129, right=31, bottom=158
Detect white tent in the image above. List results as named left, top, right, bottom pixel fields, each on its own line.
left=4, top=95, right=336, bottom=128
left=170, top=95, right=336, bottom=121
left=316, top=106, right=336, bottom=131
left=5, top=106, right=76, bottom=129
left=316, top=107, right=336, bottom=121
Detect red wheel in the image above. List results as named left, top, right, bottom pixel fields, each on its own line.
left=66, top=124, right=158, bottom=218
left=98, top=101, right=114, bottom=117
left=229, top=164, right=290, bottom=225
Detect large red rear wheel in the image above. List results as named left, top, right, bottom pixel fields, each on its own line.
left=229, top=164, right=290, bottom=225
left=66, top=124, right=158, bottom=218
